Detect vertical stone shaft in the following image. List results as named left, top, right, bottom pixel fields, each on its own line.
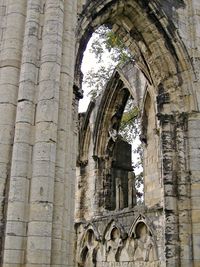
left=161, top=122, right=179, bottom=266
left=53, top=1, right=77, bottom=265
left=188, top=114, right=200, bottom=266
left=3, top=1, right=41, bottom=266
left=68, top=94, right=79, bottom=266
left=0, top=0, right=27, bottom=265
left=128, top=172, right=136, bottom=208
left=176, top=123, right=193, bottom=267
left=64, top=1, right=78, bottom=265
left=116, top=177, right=121, bottom=210
left=26, top=0, right=64, bottom=266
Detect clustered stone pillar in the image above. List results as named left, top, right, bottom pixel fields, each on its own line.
left=0, top=0, right=27, bottom=265
left=160, top=116, right=179, bottom=266
left=0, top=0, right=78, bottom=266
left=51, top=0, right=78, bottom=265
left=25, top=0, right=64, bottom=265
left=188, top=114, right=200, bottom=266
left=175, top=116, right=192, bottom=267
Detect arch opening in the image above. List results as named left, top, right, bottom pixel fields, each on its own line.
left=77, top=25, right=146, bottom=216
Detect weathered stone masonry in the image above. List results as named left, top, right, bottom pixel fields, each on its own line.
left=0, top=0, right=199, bottom=267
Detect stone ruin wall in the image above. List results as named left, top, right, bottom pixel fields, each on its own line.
left=75, top=1, right=200, bottom=266
left=0, top=0, right=199, bottom=266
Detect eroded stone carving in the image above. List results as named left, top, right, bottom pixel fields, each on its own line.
left=76, top=216, right=158, bottom=266
left=104, top=221, right=126, bottom=262
left=133, top=223, right=156, bottom=262
left=78, top=225, right=100, bottom=267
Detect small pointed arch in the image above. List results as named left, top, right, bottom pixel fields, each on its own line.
left=140, top=88, right=156, bottom=145
left=80, top=223, right=101, bottom=248
left=129, top=214, right=158, bottom=261
left=84, top=222, right=101, bottom=241
left=129, top=214, right=154, bottom=238
left=103, top=219, right=128, bottom=262
left=103, top=219, right=127, bottom=242
left=78, top=223, right=101, bottom=265
left=92, top=71, right=130, bottom=158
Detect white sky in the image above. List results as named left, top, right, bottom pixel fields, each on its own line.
left=79, top=33, right=114, bottom=112
left=79, top=40, right=93, bottom=112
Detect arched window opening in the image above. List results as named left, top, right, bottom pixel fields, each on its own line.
left=79, top=25, right=132, bottom=112
left=77, top=25, right=151, bottom=220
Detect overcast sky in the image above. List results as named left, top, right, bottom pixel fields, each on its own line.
left=79, top=33, right=113, bottom=112
left=79, top=40, right=93, bottom=112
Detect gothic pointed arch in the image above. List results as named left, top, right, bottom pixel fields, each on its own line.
left=93, top=75, right=130, bottom=158
left=103, top=219, right=127, bottom=242
left=128, top=214, right=159, bottom=262
left=75, top=3, right=200, bottom=265
left=76, top=62, right=146, bottom=219
left=78, top=223, right=101, bottom=267
left=75, top=0, right=197, bottom=112
left=103, top=219, right=127, bottom=262
left=92, top=64, right=146, bottom=159
left=81, top=227, right=100, bottom=246
left=129, top=214, right=155, bottom=238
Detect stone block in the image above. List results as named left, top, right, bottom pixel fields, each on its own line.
left=26, top=249, right=51, bottom=264
left=30, top=176, right=54, bottom=202
left=29, top=202, right=53, bottom=222
left=28, top=221, right=52, bottom=237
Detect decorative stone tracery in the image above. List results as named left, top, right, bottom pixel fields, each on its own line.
left=76, top=215, right=159, bottom=267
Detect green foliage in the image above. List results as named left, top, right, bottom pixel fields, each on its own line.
left=105, top=31, right=133, bottom=63
left=89, top=26, right=132, bottom=64
left=84, top=65, right=113, bottom=99
left=119, top=105, right=140, bottom=143
left=83, top=25, right=133, bottom=99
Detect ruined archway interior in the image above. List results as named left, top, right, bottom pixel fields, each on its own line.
left=74, top=0, right=197, bottom=266
left=78, top=26, right=145, bottom=209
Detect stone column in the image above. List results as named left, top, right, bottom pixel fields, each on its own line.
left=0, top=0, right=27, bottom=265
left=60, top=1, right=78, bottom=265
left=188, top=114, right=200, bottom=266
left=128, top=172, right=136, bottom=208
left=160, top=115, right=180, bottom=266
left=176, top=116, right=193, bottom=267
left=25, top=0, right=64, bottom=266
left=116, top=177, right=121, bottom=210
left=50, top=0, right=74, bottom=263
left=3, top=1, right=41, bottom=266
